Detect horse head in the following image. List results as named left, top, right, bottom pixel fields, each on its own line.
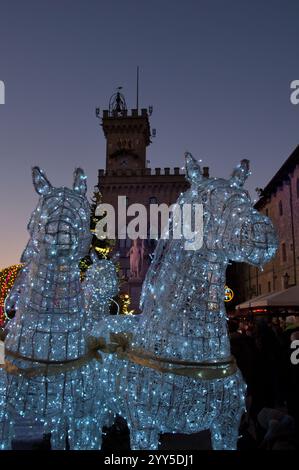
left=22, top=167, right=92, bottom=265
left=184, top=152, right=278, bottom=267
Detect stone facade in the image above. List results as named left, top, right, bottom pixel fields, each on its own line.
left=227, top=145, right=299, bottom=307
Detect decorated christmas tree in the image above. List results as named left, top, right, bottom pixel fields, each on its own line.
left=80, top=186, right=133, bottom=314
left=0, top=264, right=23, bottom=327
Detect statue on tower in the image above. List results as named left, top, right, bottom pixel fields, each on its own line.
left=127, top=239, right=141, bottom=279
left=109, top=87, right=127, bottom=116
left=127, top=239, right=149, bottom=279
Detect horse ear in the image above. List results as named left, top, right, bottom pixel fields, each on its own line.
left=20, top=240, right=32, bottom=263
left=32, top=167, right=52, bottom=195
left=185, top=152, right=203, bottom=184
left=73, top=168, right=87, bottom=195
left=230, top=159, right=250, bottom=187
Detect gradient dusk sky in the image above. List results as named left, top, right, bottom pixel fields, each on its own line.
left=0, top=0, right=298, bottom=268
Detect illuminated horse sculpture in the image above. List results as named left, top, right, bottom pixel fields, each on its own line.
left=97, top=154, right=278, bottom=450
left=0, top=167, right=103, bottom=450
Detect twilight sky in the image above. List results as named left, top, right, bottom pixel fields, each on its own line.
left=0, top=0, right=298, bottom=268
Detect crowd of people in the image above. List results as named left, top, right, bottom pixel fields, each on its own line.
left=228, top=315, right=299, bottom=449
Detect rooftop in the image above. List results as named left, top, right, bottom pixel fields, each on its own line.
left=255, top=145, right=299, bottom=209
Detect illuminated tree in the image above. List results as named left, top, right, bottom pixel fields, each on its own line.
left=0, top=264, right=23, bottom=326
left=80, top=188, right=131, bottom=314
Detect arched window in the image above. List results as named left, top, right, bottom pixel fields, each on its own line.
left=279, top=200, right=283, bottom=216
left=281, top=242, right=287, bottom=262
left=268, top=281, right=271, bottom=293
left=149, top=196, right=158, bottom=205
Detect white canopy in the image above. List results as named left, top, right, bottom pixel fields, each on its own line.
left=236, top=285, right=299, bottom=310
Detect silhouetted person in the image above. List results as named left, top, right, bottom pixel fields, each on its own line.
left=228, top=319, right=258, bottom=399
left=252, top=319, right=283, bottom=416
left=285, top=329, right=299, bottom=437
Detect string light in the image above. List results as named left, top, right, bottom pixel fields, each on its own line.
left=120, top=294, right=135, bottom=315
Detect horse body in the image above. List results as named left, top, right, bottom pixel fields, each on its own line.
left=99, top=240, right=244, bottom=450
left=0, top=169, right=102, bottom=449
left=98, top=155, right=278, bottom=450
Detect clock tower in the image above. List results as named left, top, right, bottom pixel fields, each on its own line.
left=99, top=89, right=151, bottom=171
left=94, top=88, right=189, bottom=312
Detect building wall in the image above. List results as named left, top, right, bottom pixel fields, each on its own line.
left=252, top=164, right=299, bottom=296
left=229, top=162, right=299, bottom=303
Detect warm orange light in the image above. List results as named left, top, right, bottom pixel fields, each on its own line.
left=0, top=264, right=23, bottom=325
left=224, top=285, right=234, bottom=302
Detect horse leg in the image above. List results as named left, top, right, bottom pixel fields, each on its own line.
left=0, top=412, right=14, bottom=449
left=0, top=373, right=12, bottom=449
left=210, top=412, right=243, bottom=450
left=44, top=416, right=68, bottom=450
left=67, top=416, right=102, bottom=450
left=129, top=427, right=160, bottom=450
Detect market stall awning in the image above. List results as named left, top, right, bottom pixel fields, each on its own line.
left=236, top=285, right=299, bottom=310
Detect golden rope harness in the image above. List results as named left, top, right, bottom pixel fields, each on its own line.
left=0, top=332, right=237, bottom=380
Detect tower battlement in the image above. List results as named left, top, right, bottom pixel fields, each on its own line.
left=102, top=108, right=149, bottom=119
left=98, top=167, right=184, bottom=178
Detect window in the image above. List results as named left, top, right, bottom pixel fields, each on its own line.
left=149, top=196, right=158, bottom=205
left=258, top=284, right=262, bottom=295
left=268, top=281, right=271, bottom=293
left=282, top=243, right=287, bottom=262
left=282, top=273, right=290, bottom=289
left=119, top=239, right=126, bottom=249
left=279, top=200, right=283, bottom=216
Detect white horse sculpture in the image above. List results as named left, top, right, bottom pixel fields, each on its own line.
left=96, top=154, right=278, bottom=450
left=0, top=167, right=103, bottom=449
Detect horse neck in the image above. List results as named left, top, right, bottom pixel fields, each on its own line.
left=161, top=250, right=228, bottom=318
left=21, top=256, right=83, bottom=314
left=140, top=246, right=231, bottom=361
